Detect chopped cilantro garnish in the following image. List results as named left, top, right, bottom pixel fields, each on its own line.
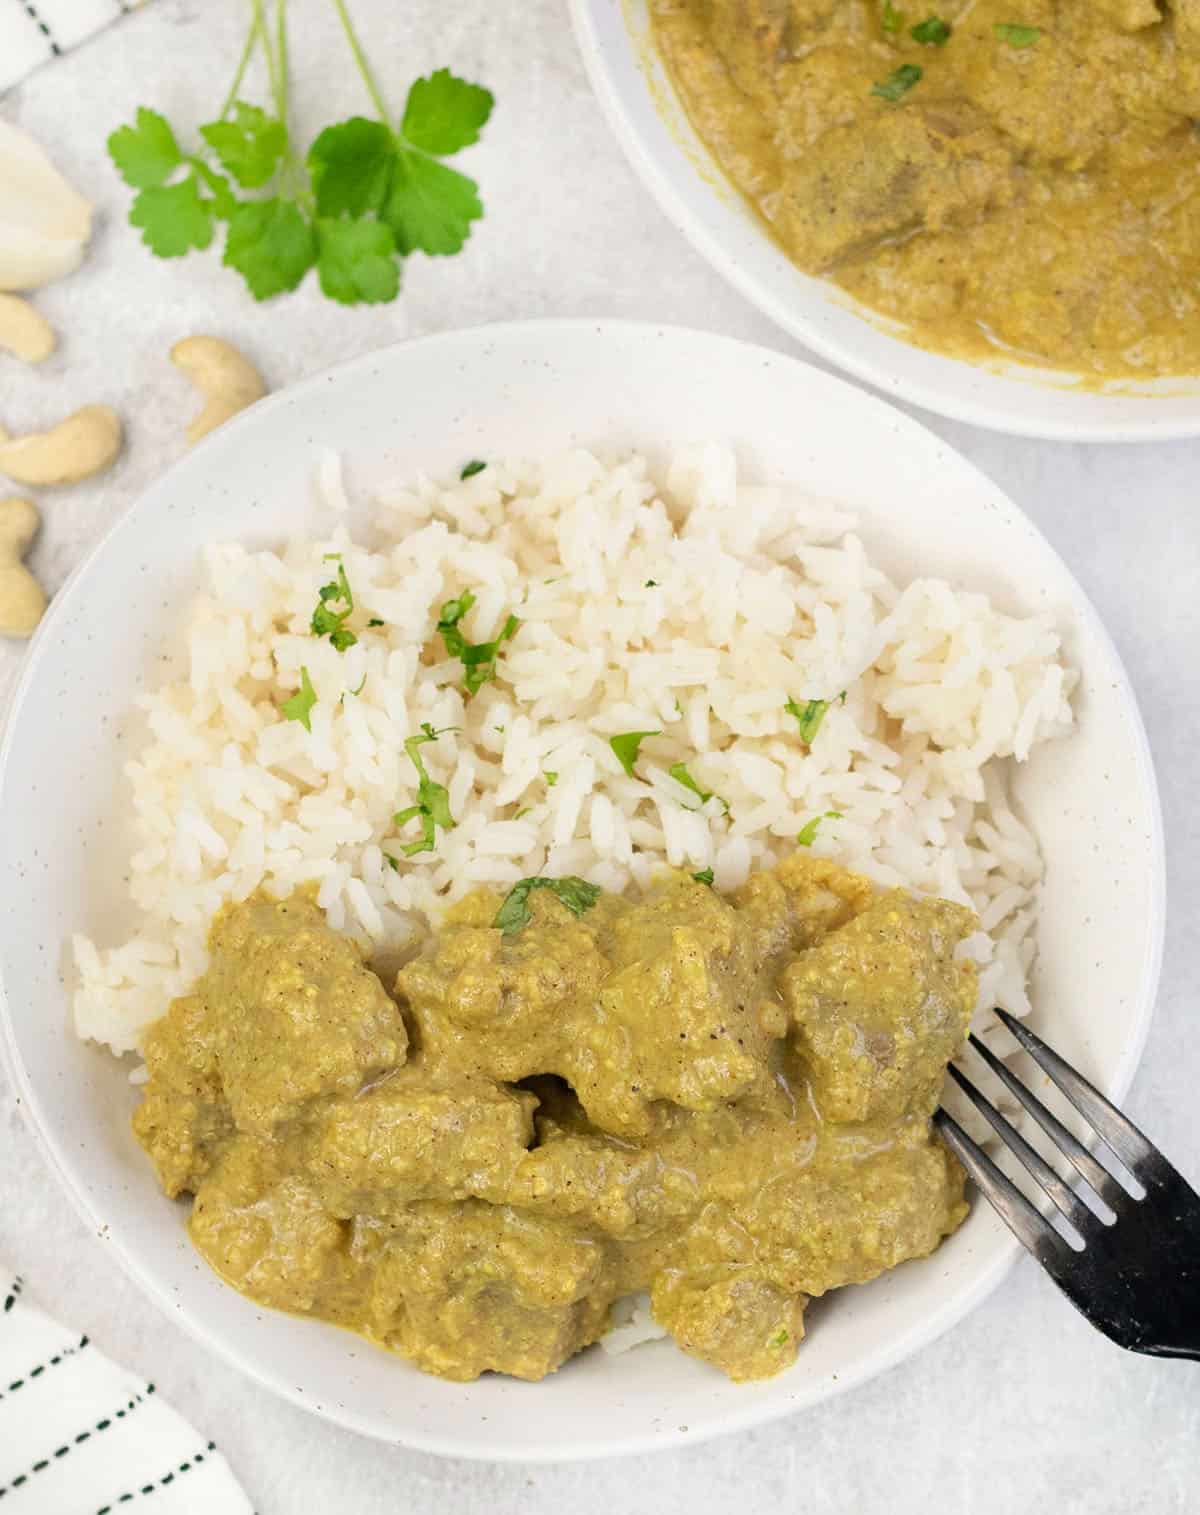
left=460, top=459, right=486, bottom=479
left=610, top=730, right=660, bottom=777
left=494, top=876, right=602, bottom=935
left=994, top=22, right=1040, bottom=45
left=367, top=617, right=384, bottom=628
left=910, top=15, right=951, bottom=44
left=393, top=722, right=457, bottom=855
left=881, top=0, right=905, bottom=31
left=645, top=579, right=659, bottom=588
left=436, top=589, right=520, bottom=696
left=769, top=1328, right=790, bottom=1349
left=872, top=63, right=923, bottom=100
left=797, top=811, right=843, bottom=847
left=785, top=696, right=839, bottom=743
left=544, top=770, right=559, bottom=786
left=692, top=867, right=715, bottom=886
left=281, top=665, right=317, bottom=731
left=669, top=761, right=729, bottom=814
left=310, top=555, right=357, bottom=651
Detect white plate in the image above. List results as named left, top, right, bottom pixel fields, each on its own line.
left=569, top=0, right=1200, bottom=443
left=0, top=322, right=1164, bottom=1461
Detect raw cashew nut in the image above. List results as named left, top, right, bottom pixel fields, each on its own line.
left=171, top=336, right=266, bottom=445
left=0, top=293, right=55, bottom=362
left=0, top=404, right=122, bottom=486
left=0, top=496, right=47, bottom=638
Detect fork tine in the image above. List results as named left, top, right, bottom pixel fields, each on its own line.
left=947, top=1063, right=1091, bottom=1238
left=933, top=1109, right=1064, bottom=1261
left=993, top=1008, right=1156, bottom=1179
left=968, top=1033, right=1130, bottom=1210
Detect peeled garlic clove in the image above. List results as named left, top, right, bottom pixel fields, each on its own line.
left=0, top=121, right=93, bottom=292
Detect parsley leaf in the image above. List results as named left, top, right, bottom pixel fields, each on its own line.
left=367, top=617, right=385, bottom=628
left=910, top=15, right=951, bottom=43
left=669, top=761, right=729, bottom=814
left=785, top=696, right=841, bottom=744
left=281, top=665, right=317, bottom=731
left=393, top=723, right=457, bottom=856
left=383, top=150, right=483, bottom=257
left=436, top=590, right=520, bottom=696
left=309, top=556, right=357, bottom=650
left=199, top=103, right=287, bottom=189
left=797, top=811, right=843, bottom=847
left=317, top=217, right=400, bottom=304
left=494, top=876, right=602, bottom=936
left=994, top=22, right=1041, bottom=45
left=460, top=459, right=486, bottom=479
left=692, top=867, right=715, bottom=886
left=307, top=117, right=395, bottom=216
left=223, top=197, right=316, bottom=299
left=872, top=63, right=923, bottom=100
left=402, top=69, right=495, bottom=155
left=130, top=177, right=215, bottom=257
left=544, top=770, right=559, bottom=786
left=610, top=730, right=660, bottom=777
left=109, top=107, right=183, bottom=188
left=881, top=0, right=905, bottom=31
left=106, top=15, right=493, bottom=308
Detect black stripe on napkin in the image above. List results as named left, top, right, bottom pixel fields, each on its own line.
left=20, top=3, right=62, bottom=56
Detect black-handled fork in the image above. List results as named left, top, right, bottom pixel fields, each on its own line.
left=935, top=1008, right=1200, bottom=1361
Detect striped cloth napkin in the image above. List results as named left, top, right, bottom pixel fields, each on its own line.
left=0, top=0, right=144, bottom=93
left=0, top=1267, right=253, bottom=1514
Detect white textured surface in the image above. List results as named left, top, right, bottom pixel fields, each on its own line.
left=1, top=0, right=1198, bottom=1508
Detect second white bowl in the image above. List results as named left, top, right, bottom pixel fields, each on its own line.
left=570, top=0, right=1200, bottom=443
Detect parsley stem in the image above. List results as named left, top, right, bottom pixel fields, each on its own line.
left=252, top=0, right=284, bottom=126
left=275, top=0, right=290, bottom=127
left=218, top=15, right=259, bottom=120
left=330, top=0, right=391, bottom=121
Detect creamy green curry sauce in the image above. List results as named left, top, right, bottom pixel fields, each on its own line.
left=134, top=854, right=977, bottom=1383
left=650, top=0, right=1200, bottom=379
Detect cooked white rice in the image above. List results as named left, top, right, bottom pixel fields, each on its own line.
left=72, top=443, right=1075, bottom=1059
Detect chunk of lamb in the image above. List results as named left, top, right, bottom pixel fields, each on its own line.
left=781, top=890, right=978, bottom=1123
left=202, top=890, right=408, bottom=1135
left=367, top=1202, right=617, bottom=1381
left=777, top=102, right=1016, bottom=271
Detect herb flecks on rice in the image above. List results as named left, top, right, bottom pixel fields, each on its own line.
left=71, top=444, right=1075, bottom=1057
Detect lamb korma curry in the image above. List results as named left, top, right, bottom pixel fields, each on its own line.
left=134, top=854, right=977, bottom=1383
left=651, top=0, right=1200, bottom=379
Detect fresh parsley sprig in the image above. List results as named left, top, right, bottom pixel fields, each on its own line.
left=392, top=722, right=458, bottom=857
left=310, top=554, right=357, bottom=651
left=436, top=589, right=520, bottom=697
left=669, top=761, right=729, bottom=815
left=494, top=876, right=602, bottom=936
left=797, top=810, right=843, bottom=846
left=107, top=0, right=494, bottom=306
